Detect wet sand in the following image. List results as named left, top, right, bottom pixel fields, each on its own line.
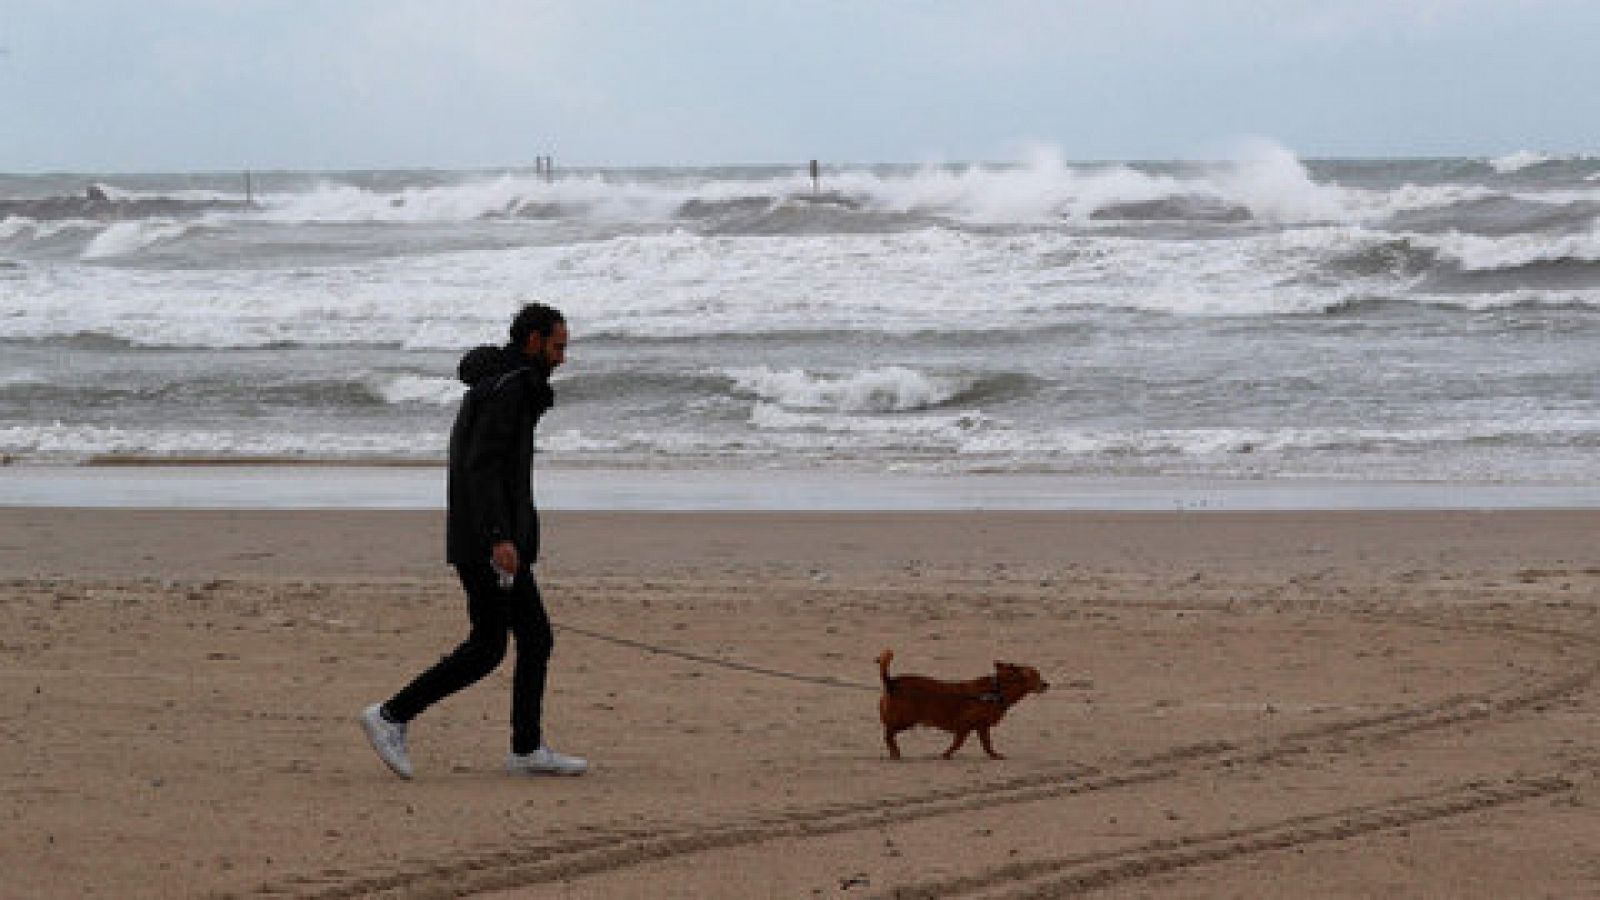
left=2, top=508, right=1598, bottom=897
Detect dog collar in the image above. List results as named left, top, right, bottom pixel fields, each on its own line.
left=979, top=675, right=1003, bottom=703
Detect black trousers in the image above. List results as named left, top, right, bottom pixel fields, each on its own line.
left=385, top=561, right=553, bottom=754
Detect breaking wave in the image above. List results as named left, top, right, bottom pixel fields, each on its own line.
left=1489, top=151, right=1557, bottom=174
left=81, top=220, right=203, bottom=259
left=726, top=365, right=973, bottom=413
left=6, top=143, right=1600, bottom=479
left=0, top=139, right=1434, bottom=235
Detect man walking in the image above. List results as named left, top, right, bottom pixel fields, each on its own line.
left=361, top=303, right=586, bottom=779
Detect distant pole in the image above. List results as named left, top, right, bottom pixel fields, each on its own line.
left=809, top=159, right=820, bottom=194
left=243, top=170, right=254, bottom=208
left=544, top=156, right=554, bottom=183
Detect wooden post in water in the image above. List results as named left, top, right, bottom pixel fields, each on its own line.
left=809, top=159, right=820, bottom=194
left=243, top=170, right=255, bottom=208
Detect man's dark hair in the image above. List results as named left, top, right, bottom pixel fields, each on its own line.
left=509, top=303, right=565, bottom=347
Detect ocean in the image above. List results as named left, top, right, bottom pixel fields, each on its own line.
left=3, top=141, right=1599, bottom=490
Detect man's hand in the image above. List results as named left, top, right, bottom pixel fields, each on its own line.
left=491, top=540, right=519, bottom=578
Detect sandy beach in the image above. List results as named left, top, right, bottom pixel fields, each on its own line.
left=2, top=507, right=1598, bottom=898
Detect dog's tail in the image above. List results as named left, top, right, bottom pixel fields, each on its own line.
left=876, top=648, right=895, bottom=693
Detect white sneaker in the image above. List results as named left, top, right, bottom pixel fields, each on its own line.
left=506, top=745, right=588, bottom=776
left=360, top=703, right=413, bottom=780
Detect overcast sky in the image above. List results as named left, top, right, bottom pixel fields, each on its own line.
left=2, top=0, right=1597, bottom=172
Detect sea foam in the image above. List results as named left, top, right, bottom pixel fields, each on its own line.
left=0, top=423, right=449, bottom=462
left=726, top=365, right=970, bottom=413
left=374, top=374, right=463, bottom=406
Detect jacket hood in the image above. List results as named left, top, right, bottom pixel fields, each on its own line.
left=457, top=343, right=523, bottom=386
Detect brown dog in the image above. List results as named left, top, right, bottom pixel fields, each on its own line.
left=876, top=649, right=1049, bottom=760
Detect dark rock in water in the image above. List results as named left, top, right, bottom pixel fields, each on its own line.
left=0, top=186, right=238, bottom=222
left=677, top=195, right=773, bottom=219
left=681, top=191, right=862, bottom=214
left=1091, top=194, right=1251, bottom=223
left=497, top=201, right=562, bottom=219
left=788, top=189, right=859, bottom=209
left=676, top=190, right=885, bottom=236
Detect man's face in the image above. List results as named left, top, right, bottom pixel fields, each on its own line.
left=527, top=322, right=568, bottom=371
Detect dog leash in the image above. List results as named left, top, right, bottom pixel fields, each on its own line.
left=555, top=622, right=879, bottom=692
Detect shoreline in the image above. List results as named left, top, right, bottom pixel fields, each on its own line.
left=8, top=463, right=1600, bottom=511
left=7, top=506, right=1600, bottom=580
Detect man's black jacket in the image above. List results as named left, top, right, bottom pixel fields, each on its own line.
left=445, top=344, right=554, bottom=566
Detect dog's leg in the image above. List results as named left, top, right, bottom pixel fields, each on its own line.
left=978, top=726, right=1005, bottom=760
left=884, top=728, right=904, bottom=761
left=941, top=729, right=971, bottom=759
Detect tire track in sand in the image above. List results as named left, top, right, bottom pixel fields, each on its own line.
left=881, top=775, right=1574, bottom=899
left=254, top=606, right=1598, bottom=898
